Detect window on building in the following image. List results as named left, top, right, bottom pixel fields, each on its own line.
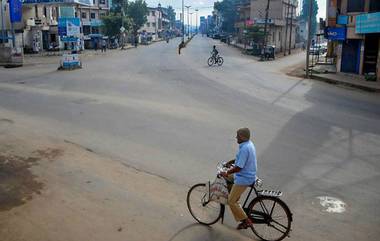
left=370, top=0, right=380, bottom=12
left=152, top=11, right=155, bottom=16
left=56, top=7, right=59, bottom=18
left=146, top=23, right=150, bottom=27
left=347, top=0, right=364, bottom=12
left=83, top=26, right=91, bottom=35
left=43, top=7, right=47, bottom=18
left=35, top=5, right=38, bottom=18
left=100, top=12, right=106, bottom=17
left=100, top=0, right=105, bottom=4
left=81, top=12, right=86, bottom=18
left=152, top=22, right=156, bottom=27
left=91, top=13, right=96, bottom=19
left=0, top=32, right=8, bottom=44
left=93, top=0, right=95, bottom=4
left=92, top=27, right=99, bottom=34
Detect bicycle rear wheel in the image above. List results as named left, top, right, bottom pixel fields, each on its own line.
left=187, top=183, right=223, bottom=225
left=247, top=196, right=292, bottom=241
left=207, top=57, right=214, bottom=66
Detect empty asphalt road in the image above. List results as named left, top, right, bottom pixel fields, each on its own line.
left=0, top=36, right=379, bottom=241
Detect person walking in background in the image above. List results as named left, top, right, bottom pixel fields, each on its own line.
left=101, top=39, right=107, bottom=52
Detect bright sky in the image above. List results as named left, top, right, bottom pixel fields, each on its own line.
left=144, top=0, right=326, bottom=25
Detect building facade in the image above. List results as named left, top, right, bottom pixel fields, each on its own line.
left=0, top=0, right=109, bottom=52
left=139, top=6, right=170, bottom=40
left=326, top=0, right=380, bottom=80
left=234, top=0, right=298, bottom=52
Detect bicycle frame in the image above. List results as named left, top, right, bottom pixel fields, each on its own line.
left=219, top=183, right=259, bottom=224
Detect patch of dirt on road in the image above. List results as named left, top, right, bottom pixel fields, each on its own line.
left=284, top=62, right=306, bottom=78
left=0, top=148, right=63, bottom=212
left=32, top=148, right=63, bottom=161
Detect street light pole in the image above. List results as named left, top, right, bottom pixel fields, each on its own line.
left=185, top=5, right=191, bottom=39
left=189, top=12, right=193, bottom=36
left=305, top=0, right=313, bottom=78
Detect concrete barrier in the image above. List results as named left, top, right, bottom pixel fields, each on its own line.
left=0, top=47, right=23, bottom=67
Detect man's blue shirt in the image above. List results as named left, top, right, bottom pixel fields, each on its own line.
left=234, top=140, right=257, bottom=185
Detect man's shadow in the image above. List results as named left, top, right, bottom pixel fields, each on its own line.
left=167, top=223, right=255, bottom=241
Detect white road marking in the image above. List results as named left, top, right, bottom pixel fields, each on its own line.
left=317, top=196, right=346, bottom=213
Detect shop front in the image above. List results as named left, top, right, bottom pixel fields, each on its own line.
left=356, top=12, right=380, bottom=80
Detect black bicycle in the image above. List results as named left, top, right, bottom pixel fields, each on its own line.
left=207, top=54, right=224, bottom=66
left=187, top=162, right=293, bottom=241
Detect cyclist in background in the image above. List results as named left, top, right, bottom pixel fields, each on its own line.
left=211, top=45, right=219, bottom=58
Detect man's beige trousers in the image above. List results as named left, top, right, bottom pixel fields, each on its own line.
left=227, top=184, right=248, bottom=221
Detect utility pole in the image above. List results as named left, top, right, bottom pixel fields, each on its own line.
left=288, top=1, right=294, bottom=55
left=1, top=0, right=5, bottom=47
left=185, top=5, right=191, bottom=39
left=182, top=0, right=184, bottom=43
left=261, top=0, right=271, bottom=61
left=195, top=9, right=198, bottom=34
left=284, top=0, right=290, bottom=56
left=305, top=0, right=313, bottom=78
left=121, top=0, right=127, bottom=49
left=189, top=12, right=193, bottom=36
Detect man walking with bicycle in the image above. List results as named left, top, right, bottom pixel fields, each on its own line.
left=221, top=128, right=257, bottom=229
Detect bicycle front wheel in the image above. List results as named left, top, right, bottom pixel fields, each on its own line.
left=247, top=196, right=292, bottom=241
left=207, top=57, right=214, bottom=66
left=187, top=183, right=223, bottom=225
left=217, top=57, right=224, bottom=66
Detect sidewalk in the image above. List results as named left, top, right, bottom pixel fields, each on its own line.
left=227, top=40, right=303, bottom=60
left=23, top=45, right=135, bottom=66
left=312, top=72, right=380, bottom=92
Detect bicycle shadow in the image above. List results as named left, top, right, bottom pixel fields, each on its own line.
left=167, top=223, right=255, bottom=241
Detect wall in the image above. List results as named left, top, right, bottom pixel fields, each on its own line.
left=378, top=38, right=380, bottom=80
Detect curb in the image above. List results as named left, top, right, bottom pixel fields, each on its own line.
left=311, top=74, right=380, bottom=93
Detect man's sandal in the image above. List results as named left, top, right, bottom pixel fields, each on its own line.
left=236, top=221, right=252, bottom=230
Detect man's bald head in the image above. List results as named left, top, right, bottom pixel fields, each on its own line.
left=237, top=128, right=250, bottom=143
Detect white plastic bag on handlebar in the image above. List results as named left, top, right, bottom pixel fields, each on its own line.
left=209, top=176, right=229, bottom=205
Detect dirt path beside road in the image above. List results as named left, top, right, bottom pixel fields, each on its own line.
left=0, top=109, right=189, bottom=241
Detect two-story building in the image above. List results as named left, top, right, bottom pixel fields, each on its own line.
left=139, top=5, right=170, bottom=40
left=235, top=0, right=298, bottom=53
left=326, top=0, right=380, bottom=80
left=78, top=0, right=110, bottom=47
left=0, top=0, right=109, bottom=52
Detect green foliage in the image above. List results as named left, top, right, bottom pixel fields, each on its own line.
left=111, top=0, right=125, bottom=15
left=300, top=0, right=319, bottom=35
left=167, top=6, right=176, bottom=29
left=127, top=0, right=149, bottom=33
left=214, top=0, right=238, bottom=33
left=244, top=25, right=265, bottom=43
left=101, top=14, right=132, bottom=37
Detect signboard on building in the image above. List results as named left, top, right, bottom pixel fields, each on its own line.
left=356, top=12, right=380, bottom=34
left=90, top=19, right=103, bottom=27
left=245, top=20, right=253, bottom=26
left=60, top=6, right=75, bottom=17
left=58, top=18, right=80, bottom=36
left=326, top=27, right=346, bottom=41
left=337, top=15, right=348, bottom=25
left=9, top=0, right=22, bottom=23
left=23, top=0, right=92, bottom=5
